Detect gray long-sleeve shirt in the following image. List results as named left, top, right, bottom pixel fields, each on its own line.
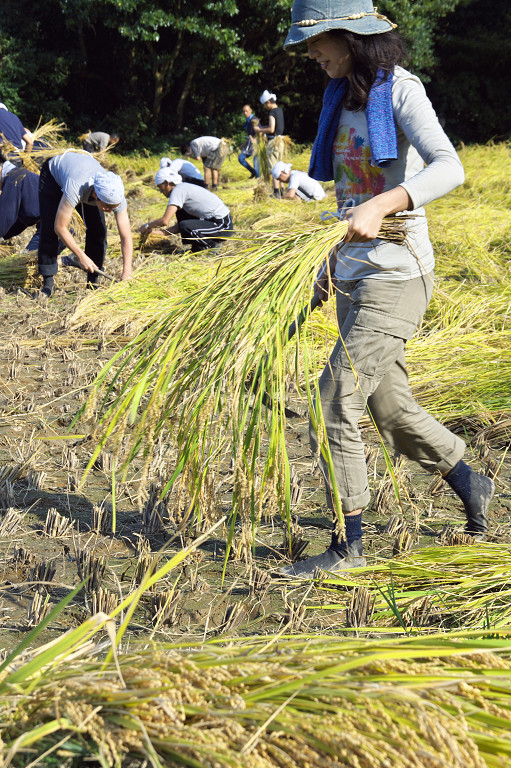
left=333, top=66, right=464, bottom=281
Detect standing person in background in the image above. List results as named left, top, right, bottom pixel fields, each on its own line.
left=181, top=136, right=229, bottom=191
left=37, top=150, right=132, bottom=297
left=159, top=157, right=206, bottom=187
left=238, top=104, right=258, bottom=179
left=254, top=90, right=285, bottom=197
left=271, top=161, right=326, bottom=201
left=81, top=132, right=120, bottom=153
left=139, top=167, right=233, bottom=253
left=0, top=103, right=34, bottom=152
left=277, top=0, right=493, bottom=579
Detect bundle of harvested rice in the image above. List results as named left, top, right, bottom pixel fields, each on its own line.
left=2, top=628, right=511, bottom=767
left=319, top=543, right=511, bottom=631
left=0, top=252, right=38, bottom=288
left=79, top=217, right=413, bottom=525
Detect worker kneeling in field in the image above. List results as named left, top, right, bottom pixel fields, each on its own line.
left=271, top=161, right=326, bottom=201
left=37, top=150, right=133, bottom=297
left=139, top=167, right=233, bottom=253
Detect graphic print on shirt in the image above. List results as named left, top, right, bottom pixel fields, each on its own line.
left=333, top=125, right=385, bottom=210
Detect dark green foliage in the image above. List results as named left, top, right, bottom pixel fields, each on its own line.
left=0, top=0, right=508, bottom=147
left=427, top=0, right=511, bottom=142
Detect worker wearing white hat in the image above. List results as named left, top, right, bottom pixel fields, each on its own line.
left=271, top=161, right=326, bottom=201
left=253, top=90, right=286, bottom=197
left=37, top=149, right=133, bottom=296
left=159, top=156, right=206, bottom=186
left=138, top=166, right=233, bottom=253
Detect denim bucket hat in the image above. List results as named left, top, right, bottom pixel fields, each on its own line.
left=284, top=0, right=395, bottom=48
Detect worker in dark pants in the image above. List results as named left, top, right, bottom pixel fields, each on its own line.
left=37, top=150, right=133, bottom=297
left=0, top=158, right=39, bottom=245
left=138, top=167, right=233, bottom=253
left=0, top=148, right=68, bottom=254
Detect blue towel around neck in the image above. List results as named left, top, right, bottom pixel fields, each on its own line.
left=309, top=69, right=397, bottom=182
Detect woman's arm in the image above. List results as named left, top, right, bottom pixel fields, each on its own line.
left=344, top=186, right=412, bottom=242
left=344, top=73, right=464, bottom=242
left=392, top=74, right=465, bottom=208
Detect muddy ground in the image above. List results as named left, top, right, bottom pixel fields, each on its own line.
left=1, top=186, right=511, bottom=658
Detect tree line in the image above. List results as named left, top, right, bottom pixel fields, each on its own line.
left=1, top=0, right=509, bottom=151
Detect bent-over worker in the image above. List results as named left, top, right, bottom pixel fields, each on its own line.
left=160, top=157, right=206, bottom=187
left=181, top=136, right=229, bottom=190
left=37, top=150, right=133, bottom=297
left=0, top=151, right=40, bottom=248
left=271, top=161, right=326, bottom=201
left=81, top=132, right=119, bottom=153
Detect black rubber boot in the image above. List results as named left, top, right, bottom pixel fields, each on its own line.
left=444, top=460, right=495, bottom=539
left=41, top=275, right=54, bottom=297
left=464, top=473, right=495, bottom=538
left=277, top=538, right=366, bottom=579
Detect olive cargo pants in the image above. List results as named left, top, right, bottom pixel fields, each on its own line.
left=310, top=273, right=466, bottom=512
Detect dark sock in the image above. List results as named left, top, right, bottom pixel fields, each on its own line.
left=444, top=459, right=494, bottom=533
left=330, top=512, right=363, bottom=555
left=41, top=275, right=54, bottom=297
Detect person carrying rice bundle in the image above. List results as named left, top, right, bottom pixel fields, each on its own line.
left=37, top=150, right=133, bottom=297
left=271, top=160, right=326, bottom=201
left=254, top=90, right=286, bottom=198
left=138, top=167, right=233, bottom=253
left=278, top=0, right=495, bottom=578
left=238, top=104, right=259, bottom=179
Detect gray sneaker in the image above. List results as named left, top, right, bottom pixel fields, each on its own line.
left=277, top=546, right=366, bottom=580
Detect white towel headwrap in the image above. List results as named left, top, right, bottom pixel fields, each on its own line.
left=260, top=89, right=277, bottom=104
left=92, top=171, right=125, bottom=205
left=271, top=161, right=292, bottom=179
left=154, top=167, right=182, bottom=186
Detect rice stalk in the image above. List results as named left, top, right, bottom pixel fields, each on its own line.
left=3, top=629, right=511, bottom=766
left=78, top=219, right=359, bottom=529
left=0, top=252, right=38, bottom=288
left=319, top=543, right=511, bottom=631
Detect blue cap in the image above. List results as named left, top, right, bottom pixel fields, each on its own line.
left=284, top=0, right=395, bottom=48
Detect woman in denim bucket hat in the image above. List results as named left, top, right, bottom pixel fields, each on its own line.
left=279, top=1, right=495, bottom=578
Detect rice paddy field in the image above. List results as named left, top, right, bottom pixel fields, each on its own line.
left=0, top=141, right=511, bottom=766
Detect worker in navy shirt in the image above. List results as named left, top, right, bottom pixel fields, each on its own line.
left=0, top=152, right=40, bottom=248
left=0, top=104, right=34, bottom=152
left=0, top=148, right=68, bottom=254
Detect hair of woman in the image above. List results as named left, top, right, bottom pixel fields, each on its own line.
left=330, top=30, right=407, bottom=111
